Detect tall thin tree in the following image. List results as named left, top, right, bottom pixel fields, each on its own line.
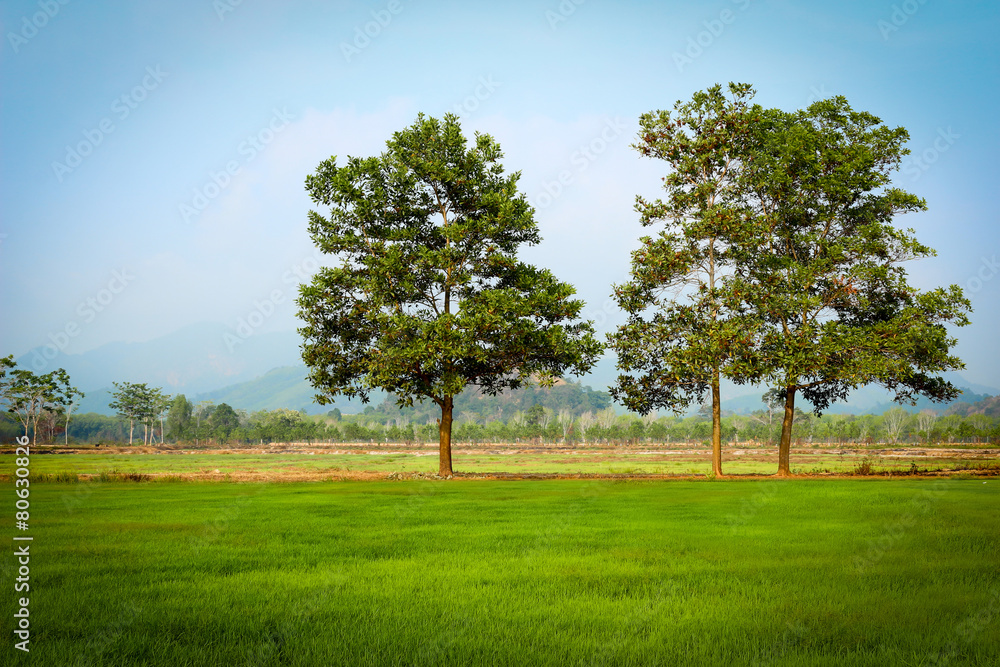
left=610, top=83, right=760, bottom=477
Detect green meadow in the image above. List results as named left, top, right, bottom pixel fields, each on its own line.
left=5, top=479, right=999, bottom=665
left=20, top=446, right=1000, bottom=479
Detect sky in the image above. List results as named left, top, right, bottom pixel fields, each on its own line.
left=1, top=0, right=998, bottom=389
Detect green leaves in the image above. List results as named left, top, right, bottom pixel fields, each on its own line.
left=735, top=95, right=970, bottom=408
left=719, top=89, right=972, bottom=473
left=1, top=359, right=83, bottom=444
left=297, top=114, right=601, bottom=470
left=611, top=83, right=761, bottom=418
left=613, top=83, right=972, bottom=475
left=108, top=381, right=170, bottom=445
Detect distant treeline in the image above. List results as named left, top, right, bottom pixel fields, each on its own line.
left=372, top=381, right=614, bottom=425
left=3, top=401, right=997, bottom=446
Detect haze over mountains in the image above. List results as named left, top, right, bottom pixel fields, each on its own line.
left=15, top=322, right=997, bottom=417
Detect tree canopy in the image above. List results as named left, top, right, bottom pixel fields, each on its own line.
left=1, top=357, right=82, bottom=445
left=297, top=113, right=601, bottom=475
left=109, top=381, right=168, bottom=446
left=609, top=83, right=760, bottom=477
left=611, top=84, right=970, bottom=475
left=730, top=91, right=970, bottom=474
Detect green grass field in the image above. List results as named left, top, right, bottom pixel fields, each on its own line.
left=5, top=478, right=999, bottom=665
left=18, top=445, right=1000, bottom=479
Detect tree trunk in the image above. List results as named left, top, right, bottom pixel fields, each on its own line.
left=777, top=386, right=797, bottom=476
left=129, top=419, right=134, bottom=445
left=711, top=370, right=723, bottom=477
left=438, top=395, right=454, bottom=477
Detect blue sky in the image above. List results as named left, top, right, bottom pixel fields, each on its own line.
left=1, top=0, right=998, bottom=388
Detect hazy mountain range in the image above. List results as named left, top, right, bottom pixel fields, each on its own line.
left=14, top=322, right=997, bottom=417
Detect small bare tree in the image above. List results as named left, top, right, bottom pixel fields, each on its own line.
left=916, top=410, right=937, bottom=444
left=967, top=413, right=990, bottom=443
left=860, top=425, right=871, bottom=444
left=538, top=407, right=555, bottom=430
left=576, top=411, right=595, bottom=444
left=596, top=407, right=617, bottom=430
left=882, top=407, right=908, bottom=444
left=557, top=409, right=573, bottom=442
left=729, top=415, right=747, bottom=446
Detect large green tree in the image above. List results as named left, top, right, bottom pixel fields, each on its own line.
left=297, top=113, right=601, bottom=476
left=209, top=402, right=240, bottom=440
left=609, top=83, right=759, bottom=477
left=732, top=96, right=971, bottom=475
left=109, top=381, right=142, bottom=445
left=166, top=394, right=193, bottom=441
left=109, top=381, right=163, bottom=445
